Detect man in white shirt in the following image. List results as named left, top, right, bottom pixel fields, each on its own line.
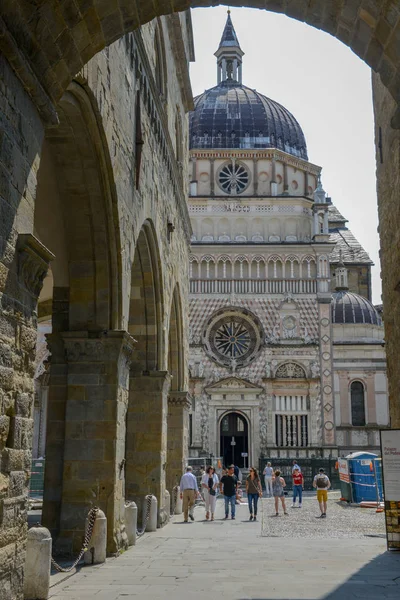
left=179, top=466, right=199, bottom=522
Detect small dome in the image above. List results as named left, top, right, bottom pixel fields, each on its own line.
left=189, top=80, right=308, bottom=160
left=331, top=291, right=382, bottom=325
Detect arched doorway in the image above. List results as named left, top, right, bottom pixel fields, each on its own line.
left=220, top=412, right=249, bottom=468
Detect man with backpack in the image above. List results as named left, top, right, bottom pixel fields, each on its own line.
left=313, top=468, right=331, bottom=518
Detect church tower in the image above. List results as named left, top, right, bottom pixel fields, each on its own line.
left=188, top=12, right=388, bottom=467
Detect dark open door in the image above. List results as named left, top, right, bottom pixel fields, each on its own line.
left=220, top=412, right=248, bottom=468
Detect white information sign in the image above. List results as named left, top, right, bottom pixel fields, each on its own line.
left=338, top=458, right=349, bottom=482
left=241, top=453, right=248, bottom=458
left=381, top=429, right=400, bottom=501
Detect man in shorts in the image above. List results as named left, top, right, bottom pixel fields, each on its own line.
left=313, top=468, right=331, bottom=518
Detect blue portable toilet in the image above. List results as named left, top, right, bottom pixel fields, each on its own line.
left=346, top=452, right=382, bottom=503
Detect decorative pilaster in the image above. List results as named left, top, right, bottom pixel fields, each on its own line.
left=271, top=156, right=277, bottom=196
left=317, top=300, right=337, bottom=455
left=210, top=158, right=215, bottom=196
left=304, top=171, right=309, bottom=196
left=283, top=163, right=289, bottom=194
left=253, top=157, right=258, bottom=195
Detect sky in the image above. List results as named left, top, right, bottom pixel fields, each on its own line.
left=189, top=6, right=381, bottom=304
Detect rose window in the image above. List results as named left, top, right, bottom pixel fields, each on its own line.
left=218, top=162, right=249, bottom=194
left=203, top=309, right=263, bottom=368
left=214, top=320, right=251, bottom=358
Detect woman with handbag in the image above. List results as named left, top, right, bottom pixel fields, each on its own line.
left=246, top=467, right=263, bottom=521
left=201, top=466, right=219, bottom=521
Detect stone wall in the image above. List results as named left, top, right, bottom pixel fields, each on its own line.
left=0, top=55, right=49, bottom=599
left=372, top=72, right=400, bottom=428
left=0, top=15, right=192, bottom=599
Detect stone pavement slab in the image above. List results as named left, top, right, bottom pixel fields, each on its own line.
left=49, top=498, right=400, bottom=600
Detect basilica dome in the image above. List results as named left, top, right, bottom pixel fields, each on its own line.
left=331, top=291, right=382, bottom=326
left=189, top=81, right=308, bottom=160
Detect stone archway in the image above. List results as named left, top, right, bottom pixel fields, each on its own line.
left=0, top=0, right=399, bottom=436
left=2, top=2, right=400, bottom=125
left=166, top=286, right=190, bottom=504
left=128, top=221, right=164, bottom=374
left=34, top=81, right=131, bottom=556
left=126, top=221, right=169, bottom=522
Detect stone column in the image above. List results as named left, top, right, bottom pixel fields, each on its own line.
left=166, top=392, right=191, bottom=494
left=42, top=287, right=69, bottom=537
left=44, top=331, right=135, bottom=556
left=126, top=371, right=171, bottom=523
left=0, top=231, right=52, bottom=599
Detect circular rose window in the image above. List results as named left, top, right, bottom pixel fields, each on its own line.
left=203, top=309, right=263, bottom=368
left=218, top=162, right=250, bottom=194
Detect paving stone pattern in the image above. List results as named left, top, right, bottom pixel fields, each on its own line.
left=49, top=497, right=399, bottom=600
left=261, top=492, right=386, bottom=539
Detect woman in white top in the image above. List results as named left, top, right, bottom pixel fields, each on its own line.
left=201, top=466, right=219, bottom=521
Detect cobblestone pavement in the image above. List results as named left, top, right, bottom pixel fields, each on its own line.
left=261, top=491, right=386, bottom=538
left=49, top=497, right=400, bottom=600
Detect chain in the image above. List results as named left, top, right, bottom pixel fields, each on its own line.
left=136, top=494, right=153, bottom=538
left=51, top=507, right=99, bottom=573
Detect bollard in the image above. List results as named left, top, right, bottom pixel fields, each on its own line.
left=175, top=486, right=183, bottom=515
left=24, top=525, right=52, bottom=600
left=144, top=495, right=158, bottom=532
left=84, top=509, right=107, bottom=565
left=164, top=490, right=171, bottom=523
left=125, top=501, right=137, bottom=546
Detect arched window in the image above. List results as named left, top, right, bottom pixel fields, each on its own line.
left=351, top=381, right=366, bottom=426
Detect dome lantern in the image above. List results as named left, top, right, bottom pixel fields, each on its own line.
left=214, top=11, right=244, bottom=84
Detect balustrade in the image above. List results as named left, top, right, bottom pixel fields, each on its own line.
left=189, top=278, right=317, bottom=294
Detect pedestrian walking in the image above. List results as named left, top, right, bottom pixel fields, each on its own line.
left=201, top=466, right=219, bottom=521
left=246, top=467, right=263, bottom=521
left=219, top=465, right=238, bottom=520
left=179, top=466, right=199, bottom=523
left=313, top=468, right=331, bottom=518
left=291, top=467, right=304, bottom=508
left=263, top=462, right=273, bottom=497
left=272, top=470, right=288, bottom=516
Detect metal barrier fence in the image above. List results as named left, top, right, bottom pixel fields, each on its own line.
left=258, top=457, right=340, bottom=491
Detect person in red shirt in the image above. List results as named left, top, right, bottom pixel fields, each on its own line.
left=291, top=468, right=304, bottom=508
